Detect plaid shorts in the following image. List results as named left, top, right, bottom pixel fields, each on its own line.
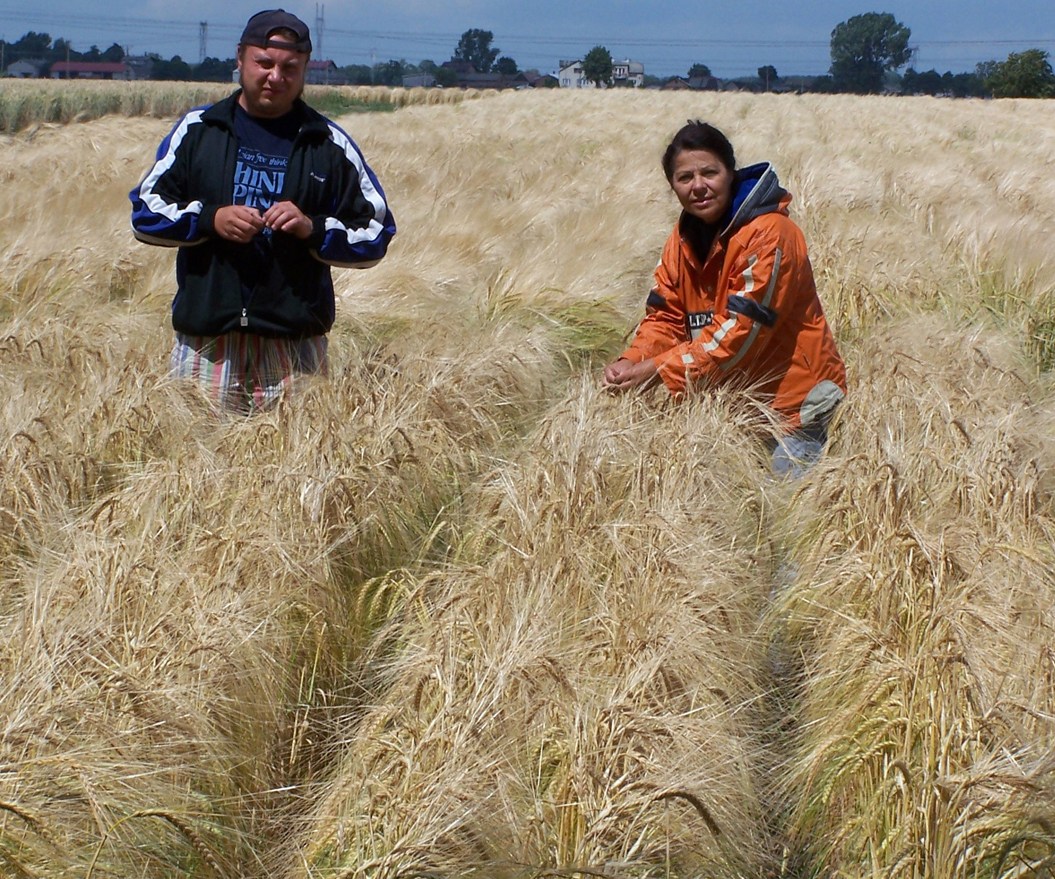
left=170, top=331, right=328, bottom=413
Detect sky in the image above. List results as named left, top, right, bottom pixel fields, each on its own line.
left=1, top=0, right=1053, bottom=79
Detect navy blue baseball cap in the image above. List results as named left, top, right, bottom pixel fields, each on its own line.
left=240, top=9, right=312, bottom=53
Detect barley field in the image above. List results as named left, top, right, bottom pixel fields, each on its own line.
left=2, top=81, right=1055, bottom=879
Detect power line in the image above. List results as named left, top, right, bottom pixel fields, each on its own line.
left=1, top=11, right=1052, bottom=48
left=0, top=9, right=1052, bottom=73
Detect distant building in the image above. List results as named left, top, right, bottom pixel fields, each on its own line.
left=780, top=75, right=817, bottom=93
left=662, top=75, right=722, bottom=91
left=436, top=62, right=527, bottom=89
left=558, top=60, right=584, bottom=88
left=50, top=61, right=130, bottom=80
left=457, top=70, right=528, bottom=89
left=612, top=59, right=644, bottom=88
left=559, top=58, right=644, bottom=88
left=523, top=70, right=558, bottom=88
left=402, top=73, right=435, bottom=88
left=123, top=56, right=155, bottom=81
left=7, top=58, right=48, bottom=78
left=688, top=74, right=721, bottom=91
left=306, top=60, right=347, bottom=85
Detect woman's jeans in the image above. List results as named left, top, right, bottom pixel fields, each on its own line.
left=767, top=418, right=832, bottom=479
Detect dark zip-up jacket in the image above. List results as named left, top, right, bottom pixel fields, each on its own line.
left=130, top=91, right=395, bottom=338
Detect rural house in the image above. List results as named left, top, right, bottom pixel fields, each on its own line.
left=306, top=60, right=347, bottom=85
left=523, top=70, right=558, bottom=88
left=612, top=59, right=645, bottom=87
left=122, top=56, right=154, bottom=81
left=438, top=62, right=528, bottom=89
left=661, top=75, right=722, bottom=91
left=7, top=58, right=49, bottom=78
left=558, top=60, right=586, bottom=88
left=402, top=73, right=435, bottom=88
left=559, top=58, right=645, bottom=88
left=50, top=61, right=130, bottom=80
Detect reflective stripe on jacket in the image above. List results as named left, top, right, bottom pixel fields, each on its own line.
left=622, top=162, right=846, bottom=430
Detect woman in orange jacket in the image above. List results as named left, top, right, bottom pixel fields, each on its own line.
left=603, top=121, right=846, bottom=475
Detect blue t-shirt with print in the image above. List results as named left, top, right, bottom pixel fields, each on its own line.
left=233, top=103, right=299, bottom=210
left=232, top=104, right=301, bottom=306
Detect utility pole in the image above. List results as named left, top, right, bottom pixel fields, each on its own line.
left=315, top=4, right=324, bottom=59
left=199, top=21, right=207, bottom=64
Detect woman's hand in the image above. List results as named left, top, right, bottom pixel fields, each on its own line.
left=602, top=357, right=660, bottom=393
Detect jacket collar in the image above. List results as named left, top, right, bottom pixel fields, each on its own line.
left=200, top=90, right=330, bottom=139
left=720, top=162, right=789, bottom=236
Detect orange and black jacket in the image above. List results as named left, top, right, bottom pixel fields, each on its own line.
left=621, top=162, right=846, bottom=430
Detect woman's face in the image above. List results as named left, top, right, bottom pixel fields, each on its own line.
left=669, top=148, right=735, bottom=225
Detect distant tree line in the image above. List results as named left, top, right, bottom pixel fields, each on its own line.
left=0, top=31, right=238, bottom=81
left=151, top=56, right=236, bottom=82
left=669, top=12, right=1053, bottom=98
left=819, top=11, right=1053, bottom=98
left=4, top=18, right=1053, bottom=98
left=336, top=30, right=523, bottom=86
left=1, top=31, right=125, bottom=67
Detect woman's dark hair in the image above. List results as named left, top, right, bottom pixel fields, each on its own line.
left=661, top=120, right=736, bottom=182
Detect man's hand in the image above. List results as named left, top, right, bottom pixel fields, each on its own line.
left=213, top=205, right=265, bottom=243
left=263, top=201, right=313, bottom=239
left=602, top=357, right=660, bottom=393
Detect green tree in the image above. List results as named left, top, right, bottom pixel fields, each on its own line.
left=372, top=59, right=405, bottom=86
left=452, top=28, right=499, bottom=73
left=758, top=64, right=778, bottom=90
left=342, top=64, right=373, bottom=85
left=101, top=42, right=125, bottom=62
left=830, top=12, right=911, bottom=94
left=154, top=55, right=192, bottom=80
left=12, top=31, right=53, bottom=59
left=945, top=71, right=986, bottom=97
left=809, top=74, right=836, bottom=93
left=902, top=67, right=943, bottom=94
left=434, top=65, right=459, bottom=87
left=581, top=45, right=613, bottom=87
left=495, top=55, right=518, bottom=75
left=194, top=56, right=236, bottom=82
left=418, top=59, right=438, bottom=75
left=687, top=62, right=711, bottom=78
left=975, top=60, right=997, bottom=82
left=984, top=49, right=1055, bottom=98
left=51, top=38, right=72, bottom=60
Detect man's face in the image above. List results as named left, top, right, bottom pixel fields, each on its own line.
left=237, top=42, right=307, bottom=118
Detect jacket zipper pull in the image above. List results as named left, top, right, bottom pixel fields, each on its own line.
left=241, top=308, right=248, bottom=327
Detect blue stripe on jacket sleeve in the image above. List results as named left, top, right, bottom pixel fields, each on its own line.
left=129, top=108, right=208, bottom=247
left=314, top=122, right=395, bottom=268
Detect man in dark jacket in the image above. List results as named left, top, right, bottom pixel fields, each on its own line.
left=130, top=9, right=395, bottom=412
